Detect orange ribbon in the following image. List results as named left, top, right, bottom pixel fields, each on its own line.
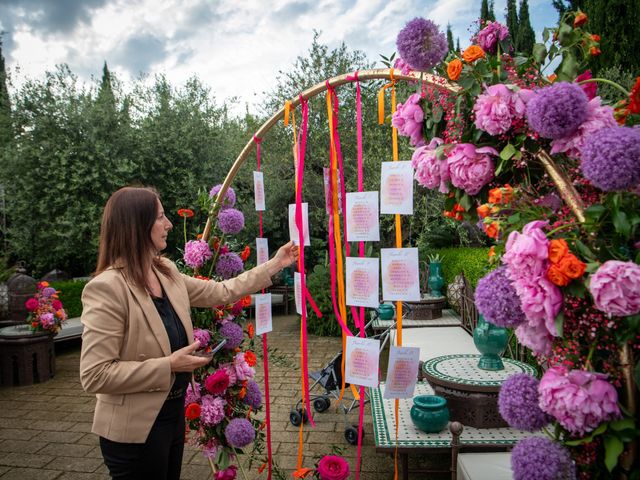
left=377, top=69, right=396, bottom=125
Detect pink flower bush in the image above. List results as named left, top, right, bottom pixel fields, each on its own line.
left=589, top=260, right=640, bottom=316
left=391, top=93, right=425, bottom=147
left=550, top=97, right=617, bottom=159
left=503, top=220, right=550, bottom=281
left=411, top=137, right=450, bottom=193
left=317, top=455, right=350, bottom=480
left=473, top=84, right=532, bottom=136
left=184, top=239, right=213, bottom=269
left=447, top=144, right=497, bottom=195
left=539, top=366, right=621, bottom=435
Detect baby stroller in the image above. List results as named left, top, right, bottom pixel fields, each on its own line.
left=289, top=311, right=395, bottom=445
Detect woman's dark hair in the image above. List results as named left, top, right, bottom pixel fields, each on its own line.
left=95, top=186, right=172, bottom=286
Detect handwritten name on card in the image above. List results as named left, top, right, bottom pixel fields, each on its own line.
left=380, top=161, right=414, bottom=215
left=381, top=248, right=421, bottom=301
left=346, top=192, right=380, bottom=242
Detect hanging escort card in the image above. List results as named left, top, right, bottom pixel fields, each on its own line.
left=294, top=272, right=304, bottom=315
left=381, top=247, right=421, bottom=301
left=346, top=257, right=380, bottom=309
left=288, top=203, right=311, bottom=246
left=383, top=345, right=420, bottom=399
left=256, top=237, right=269, bottom=266
left=346, top=191, right=380, bottom=242
left=254, top=293, right=273, bottom=335
left=253, top=171, right=266, bottom=211
left=345, top=336, right=380, bottom=388
left=380, top=161, right=414, bottom=215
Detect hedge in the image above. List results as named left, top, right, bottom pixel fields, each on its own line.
left=426, top=246, right=501, bottom=288
left=50, top=280, right=89, bottom=318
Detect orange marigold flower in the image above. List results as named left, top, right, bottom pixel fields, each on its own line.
left=573, top=11, right=588, bottom=28
left=196, top=233, right=203, bottom=240
left=185, top=403, right=201, bottom=420
left=590, top=47, right=601, bottom=56
left=240, top=245, right=251, bottom=261
left=547, top=264, right=571, bottom=286
left=38, top=281, right=50, bottom=288
left=447, top=58, right=463, bottom=81
left=557, top=253, right=586, bottom=279
left=488, top=187, right=502, bottom=204
left=292, top=468, right=314, bottom=478
left=591, top=34, right=600, bottom=42
left=548, top=239, right=569, bottom=264
left=177, top=208, right=194, bottom=218
left=241, top=295, right=252, bottom=307
left=485, top=222, right=500, bottom=239
left=477, top=204, right=491, bottom=218
left=55, top=309, right=64, bottom=318
left=244, top=351, right=257, bottom=367
left=247, top=323, right=255, bottom=339
left=488, top=246, right=496, bottom=258
left=462, top=45, right=485, bottom=63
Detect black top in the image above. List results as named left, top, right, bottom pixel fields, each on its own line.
left=151, top=290, right=189, bottom=392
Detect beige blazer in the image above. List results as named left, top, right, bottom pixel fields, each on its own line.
left=80, top=257, right=276, bottom=443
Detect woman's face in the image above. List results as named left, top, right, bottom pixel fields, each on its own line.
left=151, top=199, right=173, bottom=252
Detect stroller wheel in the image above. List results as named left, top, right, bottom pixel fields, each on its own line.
left=344, top=425, right=360, bottom=445
left=289, top=408, right=309, bottom=426
left=313, top=396, right=331, bottom=413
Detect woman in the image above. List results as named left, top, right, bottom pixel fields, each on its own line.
left=80, top=186, right=297, bottom=479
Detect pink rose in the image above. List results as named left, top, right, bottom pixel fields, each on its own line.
left=25, top=298, right=39, bottom=311
left=392, top=93, right=425, bottom=147
left=411, top=137, right=450, bottom=193
left=214, top=466, right=237, bottom=480
left=539, top=366, right=621, bottom=435
left=204, top=369, right=230, bottom=395
left=317, top=455, right=350, bottom=480
left=503, top=220, right=550, bottom=281
left=447, top=144, right=497, bottom=195
left=589, top=260, right=640, bottom=317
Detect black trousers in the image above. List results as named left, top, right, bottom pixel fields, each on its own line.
left=100, top=396, right=185, bottom=480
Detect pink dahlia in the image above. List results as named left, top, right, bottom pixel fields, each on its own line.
left=25, top=298, right=39, bottom=311
left=411, top=137, right=450, bottom=193
left=589, top=260, right=640, bottom=317
left=392, top=93, right=425, bottom=147
left=576, top=70, right=597, bottom=100
left=502, top=220, right=550, bottom=281
left=539, top=365, right=621, bottom=435
left=184, top=240, right=213, bottom=269
left=447, top=144, right=497, bottom=195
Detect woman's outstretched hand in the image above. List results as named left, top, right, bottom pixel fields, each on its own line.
left=169, top=341, right=211, bottom=372
left=273, top=241, right=299, bottom=270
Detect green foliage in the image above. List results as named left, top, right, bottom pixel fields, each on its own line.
left=425, top=247, right=495, bottom=288
left=0, top=256, right=13, bottom=282
left=597, top=66, right=637, bottom=104
left=446, top=25, right=454, bottom=52
left=516, top=0, right=536, bottom=55
left=50, top=279, right=88, bottom=318
left=506, top=0, right=519, bottom=42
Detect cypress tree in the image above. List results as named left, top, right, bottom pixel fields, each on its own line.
left=480, top=0, right=490, bottom=22
left=0, top=38, right=12, bottom=149
left=506, top=0, right=519, bottom=44
left=456, top=38, right=461, bottom=53
left=488, top=1, right=496, bottom=21
left=516, top=0, right=536, bottom=55
left=446, top=24, right=454, bottom=51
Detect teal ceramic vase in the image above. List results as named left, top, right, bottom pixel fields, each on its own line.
left=473, top=315, right=508, bottom=371
left=409, top=395, right=449, bottom=433
left=377, top=304, right=394, bottom=320
left=427, top=262, right=444, bottom=297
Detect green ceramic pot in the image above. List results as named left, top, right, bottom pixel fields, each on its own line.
left=427, top=262, right=444, bottom=297
left=409, top=395, right=449, bottom=433
left=473, top=314, right=508, bottom=371
left=377, top=304, right=394, bottom=320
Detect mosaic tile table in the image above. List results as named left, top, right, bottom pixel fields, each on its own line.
left=370, top=382, right=538, bottom=480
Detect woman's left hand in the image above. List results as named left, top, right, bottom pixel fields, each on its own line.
left=273, top=241, right=299, bottom=269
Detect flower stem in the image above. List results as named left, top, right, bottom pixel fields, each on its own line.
left=234, top=448, right=249, bottom=480
left=546, top=222, right=580, bottom=237
left=183, top=217, right=188, bottom=246
left=207, top=234, right=226, bottom=278
left=577, top=78, right=630, bottom=97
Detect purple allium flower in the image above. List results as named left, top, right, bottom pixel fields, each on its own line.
left=217, top=208, right=245, bottom=235
left=588, top=260, right=640, bottom=316
left=200, top=395, right=226, bottom=426
left=224, top=418, right=256, bottom=448
left=498, top=374, right=552, bottom=431
left=447, top=143, right=497, bottom=195
left=526, top=82, right=589, bottom=139
left=411, top=137, right=450, bottom=193
left=184, top=240, right=213, bottom=269
left=392, top=93, right=425, bottom=147
left=243, top=380, right=263, bottom=409
left=511, top=437, right=576, bottom=480
left=579, top=126, right=640, bottom=191
left=551, top=97, right=617, bottom=159
left=209, top=184, right=236, bottom=209
left=475, top=267, right=526, bottom=328
left=193, top=328, right=211, bottom=347
left=539, top=366, right=621, bottom=435
left=476, top=21, right=509, bottom=54
left=215, top=252, right=244, bottom=280
left=396, top=18, right=448, bottom=71
left=219, top=321, right=244, bottom=349
left=185, top=381, right=201, bottom=405
left=42, top=287, right=57, bottom=298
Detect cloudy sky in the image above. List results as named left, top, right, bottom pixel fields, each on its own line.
left=1, top=0, right=557, bottom=114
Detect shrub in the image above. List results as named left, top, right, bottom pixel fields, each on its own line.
left=50, top=280, right=88, bottom=318
left=424, top=246, right=500, bottom=288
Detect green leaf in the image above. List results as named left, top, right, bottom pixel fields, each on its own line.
left=554, top=311, right=564, bottom=337
left=557, top=22, right=573, bottom=45
left=604, top=436, right=624, bottom=472
left=557, top=54, right=578, bottom=81
left=432, top=105, right=443, bottom=123
left=459, top=194, right=472, bottom=211
left=574, top=240, right=597, bottom=262
left=609, top=418, right=636, bottom=432
left=514, top=56, right=528, bottom=66
left=613, top=210, right=631, bottom=238
left=435, top=145, right=447, bottom=160
left=532, top=43, right=547, bottom=64
left=499, top=143, right=517, bottom=161
left=495, top=157, right=506, bottom=176
left=585, top=204, right=606, bottom=223
left=508, top=213, right=521, bottom=224
left=543, top=28, right=550, bottom=43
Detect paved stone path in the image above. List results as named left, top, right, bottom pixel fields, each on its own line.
left=0, top=314, right=449, bottom=479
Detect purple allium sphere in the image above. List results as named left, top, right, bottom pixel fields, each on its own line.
left=217, top=208, right=245, bottom=235
left=498, top=373, right=552, bottom=431
left=580, top=126, right=640, bottom=191
left=215, top=252, right=244, bottom=280
left=511, top=437, right=576, bottom=480
left=219, top=321, right=244, bottom=350
left=526, top=82, right=589, bottom=139
left=475, top=266, right=526, bottom=328
left=209, top=184, right=236, bottom=209
left=396, top=18, right=448, bottom=71
left=243, top=380, right=263, bottom=409
left=224, top=418, right=256, bottom=448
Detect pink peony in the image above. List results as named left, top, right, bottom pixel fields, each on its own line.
left=476, top=21, right=509, bottom=54
left=515, top=321, right=555, bottom=356
left=25, top=298, right=39, bottom=311
left=204, top=369, right=230, bottom=395
left=392, top=93, right=425, bottom=147
left=317, top=455, right=350, bottom=480
left=513, top=276, right=563, bottom=339
left=473, top=83, right=518, bottom=135
left=233, top=352, right=255, bottom=381
left=539, top=365, right=621, bottom=435
left=52, top=299, right=63, bottom=310
left=411, top=137, right=450, bottom=193
left=214, top=466, right=237, bottom=480
left=183, top=240, right=213, bottom=269
left=447, top=144, right=497, bottom=195
left=200, top=395, right=226, bottom=426
left=589, top=260, right=640, bottom=317
left=550, top=97, right=617, bottom=159
left=503, top=220, right=550, bottom=281
left=221, top=362, right=238, bottom=386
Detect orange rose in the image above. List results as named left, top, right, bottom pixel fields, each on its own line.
left=574, top=12, right=588, bottom=27
left=247, top=323, right=255, bottom=338
left=462, top=45, right=486, bottom=63
left=241, top=295, right=252, bottom=307
left=485, top=222, right=500, bottom=239
left=477, top=204, right=491, bottom=218
left=488, top=188, right=502, bottom=204
left=590, top=47, right=601, bottom=56
left=244, top=350, right=257, bottom=367
left=547, top=264, right=571, bottom=286
left=557, top=253, right=586, bottom=279
left=548, top=239, right=569, bottom=264
left=502, top=185, right=514, bottom=204
left=447, top=58, right=463, bottom=81
left=185, top=403, right=201, bottom=420
left=591, top=34, right=600, bottom=42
